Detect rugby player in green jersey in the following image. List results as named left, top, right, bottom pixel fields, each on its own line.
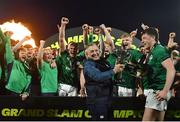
left=141, top=27, right=175, bottom=121
left=56, top=17, right=79, bottom=96
left=115, top=31, right=142, bottom=97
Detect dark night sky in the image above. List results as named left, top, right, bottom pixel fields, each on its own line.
left=0, top=0, right=180, bottom=46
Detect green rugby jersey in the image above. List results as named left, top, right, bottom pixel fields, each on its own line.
left=38, top=61, right=58, bottom=93
left=106, top=53, right=117, bottom=67
left=56, top=51, right=78, bottom=86
left=4, top=32, right=31, bottom=94
left=146, top=43, right=170, bottom=90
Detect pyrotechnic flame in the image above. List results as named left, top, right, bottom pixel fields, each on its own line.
left=0, top=20, right=36, bottom=48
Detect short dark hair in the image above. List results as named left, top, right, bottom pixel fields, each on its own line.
left=14, top=47, right=26, bottom=60
left=141, top=27, right=159, bottom=41
left=68, top=42, right=78, bottom=48
left=23, top=44, right=33, bottom=49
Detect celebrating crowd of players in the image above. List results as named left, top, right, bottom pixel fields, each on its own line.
left=0, top=17, right=180, bottom=120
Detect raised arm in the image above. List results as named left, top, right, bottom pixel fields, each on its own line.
left=2, top=31, right=14, bottom=64
left=130, top=29, right=138, bottom=38
left=88, top=26, right=94, bottom=44
left=167, top=32, right=178, bottom=49
left=37, top=40, right=45, bottom=69
left=0, top=28, right=6, bottom=41
left=0, top=28, right=5, bottom=52
left=100, top=24, right=115, bottom=51
left=12, top=36, right=31, bottom=52
left=57, top=17, right=69, bottom=53
left=82, top=24, right=89, bottom=48
left=94, top=27, right=104, bottom=58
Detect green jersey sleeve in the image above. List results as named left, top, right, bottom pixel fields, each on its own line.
left=5, top=36, right=14, bottom=64
left=0, top=28, right=14, bottom=64
left=131, top=49, right=143, bottom=63
left=0, top=29, right=5, bottom=52
left=156, top=47, right=170, bottom=63
left=88, top=32, right=94, bottom=45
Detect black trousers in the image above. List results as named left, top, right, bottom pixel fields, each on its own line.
left=86, top=96, right=111, bottom=120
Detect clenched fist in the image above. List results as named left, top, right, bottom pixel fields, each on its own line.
left=106, top=27, right=112, bottom=33
left=61, top=17, right=69, bottom=24
left=82, top=24, right=89, bottom=30
left=88, top=26, right=94, bottom=33
left=100, top=24, right=106, bottom=30
left=94, top=28, right=101, bottom=34
left=169, top=32, right=176, bottom=38
left=130, top=29, right=138, bottom=38
left=40, top=40, right=45, bottom=45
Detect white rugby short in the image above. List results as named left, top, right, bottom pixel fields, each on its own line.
left=58, top=83, right=77, bottom=96
left=145, top=89, right=172, bottom=111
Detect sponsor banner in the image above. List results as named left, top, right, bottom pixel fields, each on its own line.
left=0, top=96, right=180, bottom=120
left=44, top=27, right=141, bottom=50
